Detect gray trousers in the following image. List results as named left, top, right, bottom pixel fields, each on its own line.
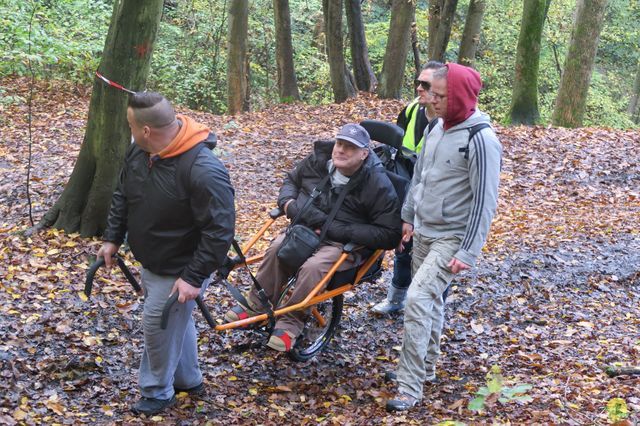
left=396, top=233, right=461, bottom=400
left=139, top=269, right=205, bottom=399
left=248, top=233, right=359, bottom=337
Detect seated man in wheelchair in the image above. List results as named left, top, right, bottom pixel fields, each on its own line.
left=224, top=123, right=402, bottom=352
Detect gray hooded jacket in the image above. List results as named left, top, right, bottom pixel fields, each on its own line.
left=401, top=109, right=502, bottom=266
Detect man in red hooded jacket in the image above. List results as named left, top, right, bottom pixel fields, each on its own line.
left=386, top=64, right=503, bottom=412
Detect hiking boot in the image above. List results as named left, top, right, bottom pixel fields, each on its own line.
left=266, top=329, right=296, bottom=352
left=132, top=395, right=176, bottom=415
left=385, top=392, right=419, bottom=412
left=174, top=382, right=205, bottom=396
left=371, top=286, right=407, bottom=315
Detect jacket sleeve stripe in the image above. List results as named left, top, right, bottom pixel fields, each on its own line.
left=461, top=132, right=487, bottom=252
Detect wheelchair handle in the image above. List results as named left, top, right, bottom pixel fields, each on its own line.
left=160, top=293, right=216, bottom=330
left=84, top=254, right=142, bottom=298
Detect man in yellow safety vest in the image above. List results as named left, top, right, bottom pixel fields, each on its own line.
left=372, top=60, right=444, bottom=315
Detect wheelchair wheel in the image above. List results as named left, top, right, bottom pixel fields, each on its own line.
left=288, top=294, right=343, bottom=362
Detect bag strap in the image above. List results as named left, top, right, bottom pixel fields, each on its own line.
left=289, top=172, right=332, bottom=227
left=317, top=177, right=354, bottom=241
left=176, top=143, right=207, bottom=198
left=459, top=123, right=491, bottom=160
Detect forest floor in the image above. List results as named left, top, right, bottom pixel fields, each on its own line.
left=0, top=77, right=639, bottom=425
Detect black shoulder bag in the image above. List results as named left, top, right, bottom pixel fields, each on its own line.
left=276, top=173, right=352, bottom=271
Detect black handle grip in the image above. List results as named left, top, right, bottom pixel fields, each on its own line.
left=84, top=254, right=141, bottom=298
left=160, top=292, right=179, bottom=330
left=195, top=296, right=216, bottom=328
left=115, top=256, right=142, bottom=293
left=84, top=257, right=106, bottom=297
left=160, top=293, right=216, bottom=330
left=269, top=207, right=283, bottom=219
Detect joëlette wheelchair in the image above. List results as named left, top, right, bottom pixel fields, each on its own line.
left=85, top=120, right=408, bottom=362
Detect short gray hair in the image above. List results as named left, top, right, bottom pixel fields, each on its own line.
left=423, top=60, right=444, bottom=71
left=432, top=66, right=448, bottom=81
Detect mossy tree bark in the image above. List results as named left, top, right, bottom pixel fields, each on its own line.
left=274, top=0, right=300, bottom=102
left=509, top=0, right=551, bottom=125
left=458, top=0, right=486, bottom=67
left=552, top=0, right=609, bottom=128
left=227, top=0, right=249, bottom=114
left=323, top=0, right=356, bottom=102
left=345, top=0, right=377, bottom=92
left=430, top=0, right=458, bottom=62
left=378, top=0, right=414, bottom=99
left=39, top=0, right=163, bottom=237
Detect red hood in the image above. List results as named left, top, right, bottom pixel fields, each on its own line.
left=444, top=63, right=482, bottom=130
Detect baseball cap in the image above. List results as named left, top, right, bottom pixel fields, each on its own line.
left=336, top=123, right=370, bottom=148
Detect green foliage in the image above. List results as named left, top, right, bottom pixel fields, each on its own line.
left=147, top=0, right=228, bottom=112
left=0, top=0, right=111, bottom=82
left=468, top=365, right=533, bottom=413
left=0, top=0, right=638, bottom=127
left=606, top=397, right=629, bottom=423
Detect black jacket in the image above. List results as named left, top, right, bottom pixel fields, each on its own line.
left=277, top=140, right=402, bottom=250
left=103, top=137, right=235, bottom=287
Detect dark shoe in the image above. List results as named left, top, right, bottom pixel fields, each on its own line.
left=132, top=395, right=176, bottom=415
left=174, top=382, right=205, bottom=396
left=384, top=370, right=397, bottom=382
left=386, top=392, right=419, bottom=412
left=384, top=371, right=438, bottom=384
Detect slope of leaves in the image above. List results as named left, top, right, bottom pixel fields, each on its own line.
left=0, top=76, right=638, bottom=424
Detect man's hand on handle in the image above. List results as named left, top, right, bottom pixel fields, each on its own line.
left=398, top=222, right=414, bottom=252
left=97, top=242, right=120, bottom=269
left=170, top=278, right=200, bottom=303
left=448, top=258, right=470, bottom=274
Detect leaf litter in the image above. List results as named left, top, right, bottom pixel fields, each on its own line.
left=0, top=76, right=638, bottom=424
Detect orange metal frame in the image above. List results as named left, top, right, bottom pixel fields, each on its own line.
left=213, top=216, right=384, bottom=332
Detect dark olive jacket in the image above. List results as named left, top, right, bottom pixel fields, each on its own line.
left=103, top=137, right=235, bottom=287
left=277, top=140, right=402, bottom=250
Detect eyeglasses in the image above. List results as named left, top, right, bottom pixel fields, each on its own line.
left=427, top=90, right=447, bottom=101
left=414, top=79, right=431, bottom=91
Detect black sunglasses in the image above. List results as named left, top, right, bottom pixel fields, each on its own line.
left=414, top=79, right=431, bottom=90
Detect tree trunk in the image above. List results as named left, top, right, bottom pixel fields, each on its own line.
left=274, top=0, right=300, bottom=102
left=324, top=0, right=356, bottom=102
left=345, top=0, right=377, bottom=92
left=411, top=15, right=421, bottom=79
left=509, top=0, right=551, bottom=125
left=39, top=0, right=163, bottom=237
left=227, top=0, right=249, bottom=114
left=428, top=0, right=444, bottom=58
left=552, top=0, right=609, bottom=128
left=458, top=0, right=486, bottom=67
left=430, top=0, right=458, bottom=62
left=378, top=0, right=415, bottom=99
left=627, top=60, right=640, bottom=124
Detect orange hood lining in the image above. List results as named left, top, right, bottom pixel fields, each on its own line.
left=157, top=114, right=210, bottom=159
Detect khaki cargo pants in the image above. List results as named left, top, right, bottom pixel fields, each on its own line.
left=396, top=233, right=461, bottom=400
